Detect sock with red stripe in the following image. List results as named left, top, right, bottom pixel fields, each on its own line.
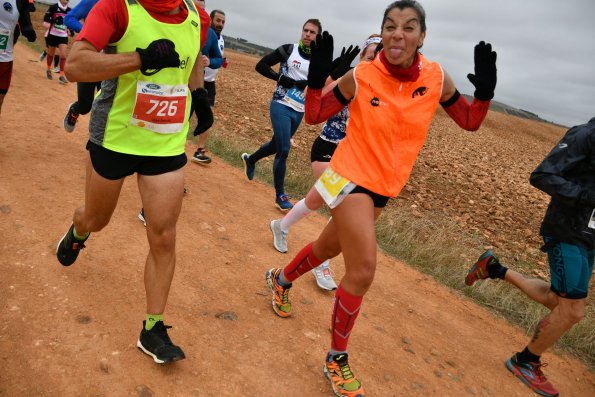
left=331, top=285, right=363, bottom=352
left=281, top=242, right=323, bottom=283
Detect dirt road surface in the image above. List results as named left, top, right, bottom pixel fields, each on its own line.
left=1, top=45, right=593, bottom=397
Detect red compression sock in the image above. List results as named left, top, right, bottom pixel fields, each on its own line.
left=282, top=242, right=324, bottom=282
left=331, top=285, right=363, bottom=351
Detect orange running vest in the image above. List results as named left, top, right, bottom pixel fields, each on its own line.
left=330, top=54, right=444, bottom=197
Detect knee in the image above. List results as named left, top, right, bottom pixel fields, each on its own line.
left=148, top=227, right=176, bottom=252
left=345, top=259, right=376, bottom=290
left=559, top=301, right=586, bottom=326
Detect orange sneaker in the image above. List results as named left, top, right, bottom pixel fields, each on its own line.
left=265, top=268, right=292, bottom=317
left=323, top=353, right=365, bottom=397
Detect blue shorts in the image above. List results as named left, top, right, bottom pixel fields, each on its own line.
left=544, top=237, right=595, bottom=299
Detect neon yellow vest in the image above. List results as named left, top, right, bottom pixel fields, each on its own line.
left=101, top=0, right=201, bottom=156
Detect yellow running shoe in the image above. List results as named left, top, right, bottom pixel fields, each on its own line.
left=265, top=268, right=292, bottom=317
left=323, top=353, right=365, bottom=397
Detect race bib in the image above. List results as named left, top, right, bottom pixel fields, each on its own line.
left=282, top=87, right=305, bottom=111
left=589, top=209, right=595, bottom=230
left=130, top=81, right=188, bottom=134
left=0, top=29, right=9, bottom=54
left=315, top=166, right=356, bottom=209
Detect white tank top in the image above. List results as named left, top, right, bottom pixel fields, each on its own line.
left=0, top=0, right=19, bottom=62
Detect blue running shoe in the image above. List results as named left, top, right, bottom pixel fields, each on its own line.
left=275, top=194, right=293, bottom=212
left=241, top=153, right=255, bottom=180
left=505, top=354, right=559, bottom=397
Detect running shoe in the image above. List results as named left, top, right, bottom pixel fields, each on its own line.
left=137, top=321, right=185, bottom=364
left=323, top=353, right=365, bottom=397
left=39, top=51, right=47, bottom=61
left=56, top=224, right=89, bottom=266
left=46, top=69, right=52, bottom=80
left=240, top=153, right=255, bottom=180
left=465, top=250, right=498, bottom=286
left=53, top=66, right=60, bottom=73
left=191, top=148, right=211, bottom=165
left=58, top=75, right=68, bottom=85
left=63, top=103, right=79, bottom=133
left=265, top=268, right=292, bottom=318
left=240, top=153, right=256, bottom=181
left=312, top=260, right=338, bottom=291
left=505, top=354, right=559, bottom=397
left=138, top=208, right=146, bottom=227
left=269, top=219, right=288, bottom=253
left=275, top=194, right=293, bottom=212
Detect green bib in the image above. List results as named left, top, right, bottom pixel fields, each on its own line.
left=100, top=0, right=201, bottom=156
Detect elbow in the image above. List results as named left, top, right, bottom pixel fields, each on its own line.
left=64, top=59, right=80, bottom=82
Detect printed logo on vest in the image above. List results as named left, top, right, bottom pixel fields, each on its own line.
left=191, top=20, right=198, bottom=27
left=412, top=86, right=427, bottom=98
left=292, top=59, right=302, bottom=69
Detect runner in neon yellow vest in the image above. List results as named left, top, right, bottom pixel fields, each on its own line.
left=55, top=0, right=213, bottom=364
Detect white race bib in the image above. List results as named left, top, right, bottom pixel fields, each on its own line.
left=130, top=81, right=188, bottom=134
left=282, top=87, right=305, bottom=111
left=315, top=167, right=356, bottom=209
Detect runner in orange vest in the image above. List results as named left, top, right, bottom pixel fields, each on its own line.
left=264, top=1, right=497, bottom=395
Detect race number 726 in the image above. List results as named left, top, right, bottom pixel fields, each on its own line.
left=147, top=99, right=179, bottom=117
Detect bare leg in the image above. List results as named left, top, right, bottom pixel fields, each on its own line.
left=138, top=168, right=184, bottom=314
left=504, top=269, right=559, bottom=310
left=527, top=297, right=585, bottom=355
left=313, top=194, right=382, bottom=295
left=196, top=131, right=209, bottom=150
left=73, top=155, right=124, bottom=234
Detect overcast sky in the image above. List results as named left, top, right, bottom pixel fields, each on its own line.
left=211, top=0, right=594, bottom=127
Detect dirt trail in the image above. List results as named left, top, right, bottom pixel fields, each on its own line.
left=0, top=44, right=593, bottom=397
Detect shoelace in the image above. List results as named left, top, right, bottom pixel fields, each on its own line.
left=338, top=361, right=354, bottom=381
left=529, top=362, right=549, bottom=382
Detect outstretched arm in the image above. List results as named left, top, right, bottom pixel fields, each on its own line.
left=440, top=41, right=497, bottom=131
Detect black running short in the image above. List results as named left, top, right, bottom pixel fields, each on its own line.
left=86, top=141, right=187, bottom=180
left=349, top=185, right=390, bottom=208
left=310, top=136, right=338, bottom=163
left=204, top=81, right=216, bottom=106
left=46, top=34, right=68, bottom=47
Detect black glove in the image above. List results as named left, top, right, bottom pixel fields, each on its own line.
left=55, top=16, right=63, bottom=25
left=330, top=45, right=360, bottom=80
left=191, top=88, right=214, bottom=136
left=21, top=26, right=36, bottom=42
left=308, top=31, right=334, bottom=89
left=136, top=39, right=181, bottom=76
left=278, top=75, right=296, bottom=88
left=295, top=80, right=308, bottom=91
left=467, top=41, right=497, bottom=101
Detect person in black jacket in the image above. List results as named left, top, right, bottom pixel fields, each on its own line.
left=0, top=0, right=36, bottom=116
left=465, top=117, right=595, bottom=397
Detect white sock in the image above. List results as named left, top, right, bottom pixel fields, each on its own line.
left=279, top=198, right=312, bottom=232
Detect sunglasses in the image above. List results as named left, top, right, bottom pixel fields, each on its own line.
left=3, top=2, right=13, bottom=12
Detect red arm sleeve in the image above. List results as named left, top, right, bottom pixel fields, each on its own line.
left=197, top=7, right=210, bottom=49
left=305, top=86, right=350, bottom=125
left=440, top=90, right=490, bottom=131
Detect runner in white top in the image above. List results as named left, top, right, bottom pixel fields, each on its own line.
left=0, top=0, right=36, bottom=115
